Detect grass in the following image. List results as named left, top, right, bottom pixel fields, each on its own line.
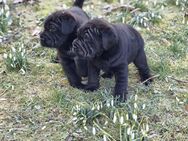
left=0, top=0, right=188, bottom=140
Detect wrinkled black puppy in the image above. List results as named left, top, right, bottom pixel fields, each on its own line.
left=40, top=0, right=89, bottom=89
left=72, top=18, right=152, bottom=101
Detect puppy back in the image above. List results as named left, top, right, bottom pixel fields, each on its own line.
left=73, top=0, right=85, bottom=8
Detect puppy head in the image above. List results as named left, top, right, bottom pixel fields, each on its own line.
left=40, top=10, right=77, bottom=48
left=72, top=18, right=118, bottom=59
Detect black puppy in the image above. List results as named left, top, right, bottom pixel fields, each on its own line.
left=72, top=18, right=152, bottom=101
left=40, top=0, right=89, bottom=89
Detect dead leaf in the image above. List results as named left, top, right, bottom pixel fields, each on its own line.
left=13, top=0, right=38, bottom=4
left=32, top=26, right=41, bottom=36
left=185, top=104, right=188, bottom=113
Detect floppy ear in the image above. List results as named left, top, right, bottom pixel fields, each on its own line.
left=60, top=14, right=77, bottom=35
left=102, top=27, right=118, bottom=50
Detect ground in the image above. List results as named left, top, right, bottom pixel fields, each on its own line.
left=0, top=0, right=188, bottom=140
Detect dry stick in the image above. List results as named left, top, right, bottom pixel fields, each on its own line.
left=141, top=74, right=160, bottom=84
left=104, top=4, right=136, bottom=15
left=168, top=76, right=188, bottom=83
left=130, top=8, right=141, bottom=14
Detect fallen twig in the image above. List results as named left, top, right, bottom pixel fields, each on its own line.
left=104, top=4, right=137, bottom=15
left=141, top=74, right=160, bottom=84
left=168, top=76, right=188, bottom=83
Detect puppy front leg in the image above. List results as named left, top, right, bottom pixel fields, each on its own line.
left=84, top=61, right=100, bottom=91
left=114, top=64, right=128, bottom=102
left=61, top=57, right=84, bottom=89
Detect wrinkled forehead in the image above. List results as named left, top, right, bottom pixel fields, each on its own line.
left=78, top=25, right=100, bottom=37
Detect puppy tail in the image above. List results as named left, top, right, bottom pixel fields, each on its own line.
left=73, top=0, right=85, bottom=8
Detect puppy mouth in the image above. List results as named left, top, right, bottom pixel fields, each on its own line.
left=40, top=32, right=60, bottom=48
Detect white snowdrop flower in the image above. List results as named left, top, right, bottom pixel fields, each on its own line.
left=144, top=22, right=147, bottom=27
left=91, top=105, right=95, bottom=110
left=158, top=15, right=162, bottom=19
left=11, top=64, right=14, bottom=67
left=135, top=95, right=138, bottom=101
left=134, top=103, right=138, bottom=109
left=11, top=47, right=16, bottom=53
left=120, top=116, right=124, bottom=124
left=142, top=104, right=146, bottom=109
left=0, top=8, right=4, bottom=15
left=73, top=112, right=77, bottom=116
left=18, top=47, right=22, bottom=52
left=97, top=104, right=100, bottom=110
left=110, top=99, right=114, bottom=106
left=113, top=113, right=117, bottom=123
left=62, top=4, right=67, bottom=9
left=3, top=53, right=7, bottom=59
left=5, top=5, right=9, bottom=11
left=176, top=97, right=180, bottom=102
left=13, top=57, right=16, bottom=61
left=145, top=1, right=149, bottom=5
left=154, top=1, right=157, bottom=6
left=179, top=101, right=184, bottom=104
left=106, top=101, right=110, bottom=107
left=140, top=18, right=143, bottom=24
left=181, top=7, right=184, bottom=11
left=92, top=127, right=96, bottom=135
left=127, top=127, right=131, bottom=135
left=72, top=117, right=77, bottom=121
left=126, top=114, right=129, bottom=120
left=146, top=123, right=149, bottom=132
left=21, top=52, right=24, bottom=57
left=151, top=13, right=155, bottom=18
left=100, top=102, right=103, bottom=109
left=103, top=135, right=107, bottom=141
left=84, top=126, right=88, bottom=130
left=104, top=121, right=108, bottom=125
left=161, top=5, right=164, bottom=10
left=133, top=114, right=137, bottom=121
left=9, top=53, right=12, bottom=58
left=23, top=49, right=26, bottom=54
left=182, top=19, right=185, bottom=24
left=41, top=126, right=46, bottom=130
left=176, top=0, right=179, bottom=5
left=3, top=0, right=7, bottom=3
left=131, top=132, right=135, bottom=140
left=76, top=105, right=79, bottom=110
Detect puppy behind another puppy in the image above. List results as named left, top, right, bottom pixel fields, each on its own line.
left=72, top=18, right=152, bottom=101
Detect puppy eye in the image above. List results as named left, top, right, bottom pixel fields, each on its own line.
left=49, top=25, right=56, bottom=32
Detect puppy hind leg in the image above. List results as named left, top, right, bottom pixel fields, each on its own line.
left=114, top=65, right=128, bottom=102
left=134, top=49, right=152, bottom=86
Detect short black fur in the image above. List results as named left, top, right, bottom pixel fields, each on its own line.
left=72, top=18, right=152, bottom=101
left=40, top=0, right=89, bottom=89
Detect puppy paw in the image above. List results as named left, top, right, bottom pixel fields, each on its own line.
left=70, top=83, right=85, bottom=89
left=141, top=76, right=153, bottom=86
left=83, top=84, right=99, bottom=92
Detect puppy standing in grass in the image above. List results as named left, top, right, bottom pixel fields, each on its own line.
left=40, top=0, right=89, bottom=89
left=72, top=18, right=152, bottom=101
